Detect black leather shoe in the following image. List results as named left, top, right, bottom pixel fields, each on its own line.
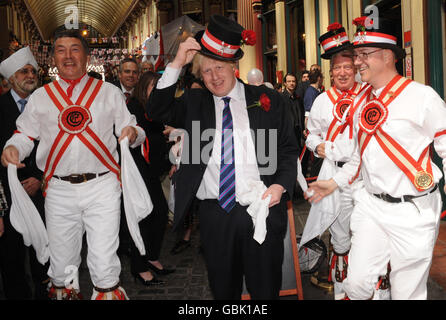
left=170, top=239, right=191, bottom=255
left=147, top=262, right=176, bottom=275
left=132, top=272, right=165, bottom=286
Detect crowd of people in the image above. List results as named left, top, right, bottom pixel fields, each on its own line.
left=0, top=13, right=445, bottom=301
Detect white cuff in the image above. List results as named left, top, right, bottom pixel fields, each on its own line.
left=332, top=171, right=349, bottom=190
left=4, top=134, right=34, bottom=162
left=156, top=64, right=182, bottom=89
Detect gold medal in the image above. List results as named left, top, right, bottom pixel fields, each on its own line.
left=414, top=171, right=434, bottom=190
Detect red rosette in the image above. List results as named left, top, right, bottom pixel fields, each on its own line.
left=333, top=98, right=353, bottom=122
left=241, top=30, right=256, bottom=46
left=58, top=105, right=92, bottom=134
left=358, top=100, right=388, bottom=135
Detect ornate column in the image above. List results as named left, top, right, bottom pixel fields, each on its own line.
left=346, top=0, right=362, bottom=40
left=275, top=0, right=287, bottom=79
left=408, top=0, right=427, bottom=84
left=304, top=0, right=317, bottom=70
left=318, top=0, right=330, bottom=89
left=252, top=0, right=263, bottom=71
left=237, top=0, right=258, bottom=82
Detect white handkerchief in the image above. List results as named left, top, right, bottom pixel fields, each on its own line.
left=7, top=164, right=49, bottom=264
left=238, top=180, right=270, bottom=244
left=120, top=137, right=153, bottom=255
left=297, top=158, right=308, bottom=193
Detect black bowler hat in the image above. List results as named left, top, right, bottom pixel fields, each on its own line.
left=319, top=23, right=352, bottom=60
left=352, top=16, right=406, bottom=60
left=194, top=15, right=256, bottom=61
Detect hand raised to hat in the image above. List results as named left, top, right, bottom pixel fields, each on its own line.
left=171, top=37, right=201, bottom=70
left=1, top=146, right=25, bottom=169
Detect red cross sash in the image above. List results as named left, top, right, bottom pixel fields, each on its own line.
left=349, top=75, right=434, bottom=191
left=42, top=77, right=121, bottom=195
left=325, top=83, right=363, bottom=142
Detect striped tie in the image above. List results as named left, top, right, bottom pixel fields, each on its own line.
left=219, top=97, right=236, bottom=213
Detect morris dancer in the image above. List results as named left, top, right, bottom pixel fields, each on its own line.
left=307, top=17, right=446, bottom=300
left=302, top=23, right=362, bottom=299
left=1, top=30, right=145, bottom=300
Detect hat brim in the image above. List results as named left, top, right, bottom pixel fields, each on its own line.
left=194, top=30, right=244, bottom=62
left=352, top=43, right=406, bottom=60
left=321, top=43, right=353, bottom=60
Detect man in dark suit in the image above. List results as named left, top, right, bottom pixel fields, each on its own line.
left=115, top=58, right=140, bottom=104
left=147, top=15, right=298, bottom=300
left=0, top=47, right=49, bottom=299
left=282, top=73, right=303, bottom=144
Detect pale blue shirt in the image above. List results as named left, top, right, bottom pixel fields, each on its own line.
left=10, top=89, right=29, bottom=113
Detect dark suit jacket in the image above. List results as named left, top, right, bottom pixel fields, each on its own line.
left=0, top=91, right=44, bottom=213
left=126, top=97, right=169, bottom=177
left=147, top=80, right=299, bottom=234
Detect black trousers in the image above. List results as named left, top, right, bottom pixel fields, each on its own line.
left=198, top=200, right=285, bottom=300
left=130, top=175, right=169, bottom=273
left=0, top=214, right=31, bottom=300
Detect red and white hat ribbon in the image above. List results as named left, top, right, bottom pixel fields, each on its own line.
left=353, top=31, right=397, bottom=46
left=201, top=29, right=240, bottom=58
left=321, top=32, right=349, bottom=51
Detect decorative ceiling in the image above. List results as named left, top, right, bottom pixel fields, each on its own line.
left=23, top=0, right=141, bottom=40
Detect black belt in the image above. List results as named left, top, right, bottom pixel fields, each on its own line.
left=372, top=184, right=438, bottom=203
left=53, top=172, right=109, bottom=184
left=335, top=161, right=345, bottom=168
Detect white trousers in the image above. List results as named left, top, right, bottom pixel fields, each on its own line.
left=329, top=186, right=354, bottom=254
left=344, top=186, right=442, bottom=300
left=45, top=172, right=122, bottom=289
left=329, top=186, right=354, bottom=299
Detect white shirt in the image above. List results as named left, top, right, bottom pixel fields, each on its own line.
left=120, top=82, right=133, bottom=96
left=333, top=80, right=446, bottom=197
left=157, top=65, right=261, bottom=201
left=306, top=85, right=360, bottom=163
left=5, top=74, right=145, bottom=175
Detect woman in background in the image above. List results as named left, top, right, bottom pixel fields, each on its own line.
left=127, top=71, right=175, bottom=286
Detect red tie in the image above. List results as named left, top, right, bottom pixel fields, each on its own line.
left=124, top=92, right=131, bottom=104
left=60, top=74, right=85, bottom=98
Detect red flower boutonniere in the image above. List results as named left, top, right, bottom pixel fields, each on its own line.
left=353, top=17, right=367, bottom=27
left=327, top=22, right=342, bottom=32
left=241, top=30, right=256, bottom=46
left=353, top=17, right=368, bottom=32
left=247, top=93, right=271, bottom=112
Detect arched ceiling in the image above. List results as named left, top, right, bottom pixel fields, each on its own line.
left=23, top=0, right=140, bottom=40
